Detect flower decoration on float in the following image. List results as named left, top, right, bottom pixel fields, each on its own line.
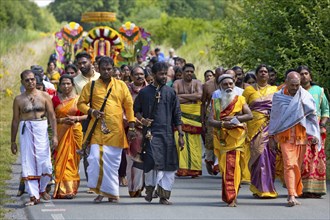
left=82, top=26, right=124, bottom=64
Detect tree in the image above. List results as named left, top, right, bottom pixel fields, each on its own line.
left=213, top=0, right=330, bottom=96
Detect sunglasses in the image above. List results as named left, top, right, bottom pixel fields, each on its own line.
left=24, top=78, right=36, bottom=82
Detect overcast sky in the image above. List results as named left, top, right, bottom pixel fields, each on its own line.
left=33, top=0, right=54, bottom=7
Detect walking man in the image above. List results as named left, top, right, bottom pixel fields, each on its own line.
left=208, top=74, right=253, bottom=207
left=269, top=71, right=320, bottom=207
left=77, top=56, right=136, bottom=203
left=11, top=70, right=58, bottom=206
left=134, top=62, right=184, bottom=205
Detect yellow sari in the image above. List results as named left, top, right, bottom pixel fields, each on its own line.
left=243, top=85, right=278, bottom=198
left=53, top=96, right=82, bottom=199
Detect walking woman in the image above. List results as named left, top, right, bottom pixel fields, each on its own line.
left=52, top=74, right=87, bottom=199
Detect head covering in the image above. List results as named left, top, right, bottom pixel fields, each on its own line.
left=35, top=74, right=44, bottom=85
left=31, top=65, right=44, bottom=75
left=217, top=73, right=234, bottom=84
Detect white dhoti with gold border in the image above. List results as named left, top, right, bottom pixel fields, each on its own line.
left=87, top=144, right=122, bottom=199
left=19, top=120, right=52, bottom=199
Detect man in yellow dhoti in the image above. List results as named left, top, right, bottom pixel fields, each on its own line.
left=77, top=56, right=136, bottom=203
left=208, top=74, right=253, bottom=207
left=173, top=63, right=203, bottom=177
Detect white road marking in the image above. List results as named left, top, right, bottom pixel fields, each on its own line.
left=41, top=209, right=66, bottom=212
left=44, top=201, right=55, bottom=207
left=51, top=214, right=65, bottom=220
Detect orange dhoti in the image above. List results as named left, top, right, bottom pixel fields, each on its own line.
left=280, top=142, right=306, bottom=196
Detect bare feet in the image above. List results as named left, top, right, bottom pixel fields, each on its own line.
left=228, top=200, right=237, bottom=207
left=287, top=196, right=301, bottom=207
left=159, top=198, right=173, bottom=205
left=93, top=195, right=104, bottom=203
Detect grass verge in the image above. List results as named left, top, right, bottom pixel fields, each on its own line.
left=0, top=35, right=54, bottom=218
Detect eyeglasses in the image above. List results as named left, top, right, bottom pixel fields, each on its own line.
left=24, top=78, right=36, bottom=82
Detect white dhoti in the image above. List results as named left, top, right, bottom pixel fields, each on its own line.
left=19, top=120, right=52, bottom=199
left=126, top=154, right=144, bottom=197
left=145, top=170, right=175, bottom=191
left=87, top=144, right=122, bottom=199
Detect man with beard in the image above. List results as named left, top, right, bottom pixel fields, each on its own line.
left=74, top=52, right=100, bottom=95
left=201, top=67, right=225, bottom=175
left=77, top=56, right=136, bottom=203
left=269, top=71, right=320, bottom=207
left=11, top=70, right=58, bottom=206
left=173, top=63, right=203, bottom=177
left=134, top=62, right=184, bottom=205
left=211, top=69, right=250, bottom=182
left=208, top=74, right=253, bottom=207
left=74, top=52, right=100, bottom=191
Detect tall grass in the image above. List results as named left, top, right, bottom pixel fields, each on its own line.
left=0, top=28, right=49, bottom=57
left=159, top=32, right=218, bottom=82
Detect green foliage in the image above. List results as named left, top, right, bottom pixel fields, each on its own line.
left=0, top=0, right=59, bottom=32
left=213, top=0, right=330, bottom=96
left=141, top=13, right=221, bottom=49
left=0, top=28, right=41, bottom=56
left=48, top=0, right=121, bottom=30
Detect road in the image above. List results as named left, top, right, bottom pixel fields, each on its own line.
left=5, top=159, right=330, bottom=220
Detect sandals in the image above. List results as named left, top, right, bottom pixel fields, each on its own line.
left=93, top=195, right=104, bottom=203
left=40, top=192, right=51, bottom=200
left=25, top=197, right=40, bottom=206
left=108, top=198, right=119, bottom=203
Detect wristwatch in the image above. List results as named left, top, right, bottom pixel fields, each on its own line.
left=178, top=132, right=184, bottom=137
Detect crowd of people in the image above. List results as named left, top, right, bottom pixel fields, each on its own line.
left=10, top=47, right=329, bottom=208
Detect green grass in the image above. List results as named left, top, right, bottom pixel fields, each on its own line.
left=0, top=28, right=43, bottom=57
left=0, top=95, right=17, bottom=217
left=0, top=33, right=53, bottom=218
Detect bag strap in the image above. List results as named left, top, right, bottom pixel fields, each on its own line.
left=89, top=81, right=95, bottom=108
left=84, top=86, right=112, bottom=143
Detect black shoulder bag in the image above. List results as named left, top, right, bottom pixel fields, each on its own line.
left=77, top=86, right=112, bottom=156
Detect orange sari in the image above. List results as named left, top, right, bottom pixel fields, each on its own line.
left=53, top=96, right=82, bottom=199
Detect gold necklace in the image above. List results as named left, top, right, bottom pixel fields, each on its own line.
left=256, top=84, right=269, bottom=100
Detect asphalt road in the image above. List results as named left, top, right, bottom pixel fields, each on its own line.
left=5, top=158, right=330, bottom=220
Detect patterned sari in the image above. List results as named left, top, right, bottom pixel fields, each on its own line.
left=52, top=96, right=82, bottom=199
left=301, top=85, right=329, bottom=196
left=243, top=85, right=278, bottom=198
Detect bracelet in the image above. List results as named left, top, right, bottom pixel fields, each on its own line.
left=219, top=121, right=223, bottom=128
left=128, top=127, right=136, bottom=132
left=320, top=123, right=326, bottom=128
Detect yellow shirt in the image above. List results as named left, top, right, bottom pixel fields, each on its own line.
left=77, top=78, right=135, bottom=148
left=74, top=70, right=100, bottom=95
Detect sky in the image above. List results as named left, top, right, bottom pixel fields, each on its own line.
left=33, top=0, right=54, bottom=7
